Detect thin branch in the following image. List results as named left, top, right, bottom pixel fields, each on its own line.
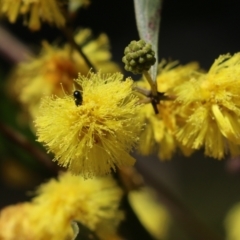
left=134, top=85, right=170, bottom=114
left=0, top=122, right=58, bottom=173
left=116, top=168, right=155, bottom=240
left=0, top=24, right=96, bottom=75
left=61, top=26, right=96, bottom=72
left=136, top=163, right=224, bottom=240
left=0, top=25, right=33, bottom=63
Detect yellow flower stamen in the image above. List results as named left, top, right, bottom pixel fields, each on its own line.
left=35, top=71, right=143, bottom=177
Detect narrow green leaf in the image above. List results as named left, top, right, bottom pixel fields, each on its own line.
left=71, top=221, right=100, bottom=240
left=133, top=0, right=162, bottom=81
left=71, top=221, right=79, bottom=240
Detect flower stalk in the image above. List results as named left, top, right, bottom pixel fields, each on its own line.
left=0, top=121, right=57, bottom=173
left=137, top=163, right=224, bottom=240
left=61, top=26, right=96, bottom=72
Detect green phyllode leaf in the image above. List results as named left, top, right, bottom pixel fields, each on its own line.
left=133, top=0, right=162, bottom=82
left=71, top=221, right=100, bottom=240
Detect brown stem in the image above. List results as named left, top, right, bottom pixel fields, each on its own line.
left=0, top=122, right=58, bottom=173
left=115, top=168, right=155, bottom=240
left=136, top=164, right=223, bottom=240
left=0, top=25, right=34, bottom=63
left=61, top=26, right=96, bottom=72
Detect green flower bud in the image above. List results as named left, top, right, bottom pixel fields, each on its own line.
left=122, top=40, right=156, bottom=74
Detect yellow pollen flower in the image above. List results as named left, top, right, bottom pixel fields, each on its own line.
left=11, top=41, right=79, bottom=119
left=35, top=71, right=143, bottom=178
left=0, top=203, right=31, bottom=240
left=0, top=0, right=66, bottom=30
left=174, top=53, right=240, bottom=159
left=156, top=60, right=200, bottom=93
left=0, top=172, right=124, bottom=240
left=10, top=29, right=120, bottom=119
left=138, top=61, right=198, bottom=160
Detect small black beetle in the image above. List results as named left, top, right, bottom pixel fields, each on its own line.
left=73, top=90, right=82, bottom=106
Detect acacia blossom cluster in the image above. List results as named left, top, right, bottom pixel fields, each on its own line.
left=0, top=172, right=124, bottom=240
left=35, top=71, right=143, bottom=178
left=0, top=0, right=89, bottom=30
left=138, top=53, right=240, bottom=160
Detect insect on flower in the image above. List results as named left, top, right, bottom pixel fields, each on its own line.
left=73, top=90, right=83, bottom=106
left=35, top=71, right=143, bottom=177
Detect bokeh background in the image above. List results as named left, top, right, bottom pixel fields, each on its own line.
left=1, top=0, right=240, bottom=239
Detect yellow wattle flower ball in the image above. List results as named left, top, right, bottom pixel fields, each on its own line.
left=139, top=102, right=193, bottom=160
left=0, top=0, right=89, bottom=30
left=35, top=71, right=143, bottom=178
left=12, top=41, right=79, bottom=119
left=156, top=60, right=200, bottom=93
left=0, top=203, right=31, bottom=240
left=174, top=53, right=240, bottom=159
left=0, top=0, right=65, bottom=30
left=30, top=172, right=124, bottom=240
left=10, top=29, right=120, bottom=120
left=0, top=172, right=124, bottom=240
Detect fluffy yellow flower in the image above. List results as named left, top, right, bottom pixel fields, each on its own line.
left=12, top=41, right=78, bottom=119
left=225, top=201, right=240, bottom=240
left=0, top=172, right=124, bottom=240
left=10, top=29, right=120, bottom=119
left=0, top=203, right=31, bottom=240
left=35, top=71, right=143, bottom=177
left=0, top=0, right=89, bottom=30
left=0, top=0, right=65, bottom=30
left=138, top=61, right=198, bottom=160
left=156, top=60, right=200, bottom=93
left=139, top=102, right=192, bottom=160
left=174, top=53, right=240, bottom=159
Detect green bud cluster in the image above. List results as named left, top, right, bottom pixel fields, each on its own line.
left=122, top=40, right=156, bottom=74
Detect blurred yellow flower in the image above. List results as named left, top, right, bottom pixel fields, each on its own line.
left=139, top=102, right=192, bottom=160
left=138, top=61, right=198, bottom=160
left=0, top=172, right=124, bottom=240
left=10, top=29, right=120, bottom=119
left=0, top=0, right=65, bottom=30
left=225, top=201, right=240, bottom=240
left=0, top=0, right=89, bottom=30
left=128, top=187, right=171, bottom=240
left=156, top=60, right=199, bottom=93
left=13, top=41, right=78, bottom=119
left=0, top=203, right=31, bottom=240
left=174, top=53, right=240, bottom=159
left=35, top=71, right=143, bottom=177
left=129, top=187, right=170, bottom=240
